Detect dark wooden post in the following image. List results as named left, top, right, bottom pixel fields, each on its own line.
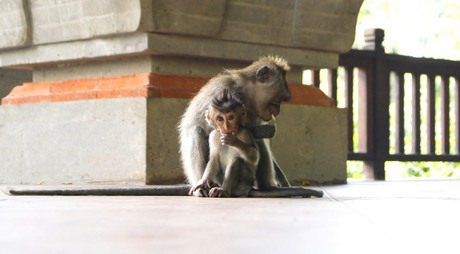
left=363, top=28, right=388, bottom=180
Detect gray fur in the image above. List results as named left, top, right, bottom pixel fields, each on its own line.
left=178, top=56, right=291, bottom=190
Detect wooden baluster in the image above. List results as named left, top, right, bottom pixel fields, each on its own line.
left=395, top=71, right=405, bottom=154
left=313, top=70, right=320, bottom=88
left=454, top=77, right=460, bottom=155
left=412, top=73, right=421, bottom=154
left=357, top=67, right=371, bottom=155
left=441, top=75, right=450, bottom=155
left=426, top=74, right=436, bottom=154
left=345, top=66, right=354, bottom=152
left=328, top=69, right=338, bottom=103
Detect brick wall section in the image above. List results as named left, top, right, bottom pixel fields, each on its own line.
left=2, top=73, right=335, bottom=107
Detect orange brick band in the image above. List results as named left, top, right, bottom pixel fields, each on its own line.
left=1, top=73, right=334, bottom=107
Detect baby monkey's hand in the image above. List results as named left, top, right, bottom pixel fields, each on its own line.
left=220, top=134, right=238, bottom=146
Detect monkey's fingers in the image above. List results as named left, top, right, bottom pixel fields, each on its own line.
left=209, top=187, right=227, bottom=198
left=220, top=135, right=237, bottom=146
left=206, top=180, right=218, bottom=188
left=188, top=184, right=205, bottom=196
left=209, top=188, right=218, bottom=197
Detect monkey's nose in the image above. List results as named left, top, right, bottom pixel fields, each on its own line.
left=281, top=94, right=291, bottom=102
left=223, top=122, right=230, bottom=131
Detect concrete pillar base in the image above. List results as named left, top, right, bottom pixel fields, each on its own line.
left=0, top=70, right=345, bottom=185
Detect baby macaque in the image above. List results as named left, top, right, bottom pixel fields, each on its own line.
left=189, top=89, right=259, bottom=197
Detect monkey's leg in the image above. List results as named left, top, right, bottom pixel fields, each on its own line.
left=273, top=160, right=291, bottom=187
left=231, top=160, right=256, bottom=197
left=209, top=159, right=239, bottom=198
left=249, top=187, right=324, bottom=198
left=255, top=139, right=278, bottom=190
left=253, top=137, right=291, bottom=188
left=210, top=158, right=253, bottom=198
left=180, top=126, right=209, bottom=185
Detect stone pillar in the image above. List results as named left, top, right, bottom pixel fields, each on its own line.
left=0, top=0, right=362, bottom=185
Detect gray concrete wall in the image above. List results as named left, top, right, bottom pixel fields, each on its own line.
left=0, top=0, right=363, bottom=69
left=31, top=55, right=304, bottom=84
left=1, top=0, right=142, bottom=49
left=0, top=98, right=147, bottom=184
left=272, top=105, right=348, bottom=185
left=1, top=0, right=361, bottom=52
left=146, top=98, right=188, bottom=184
left=0, top=94, right=347, bottom=185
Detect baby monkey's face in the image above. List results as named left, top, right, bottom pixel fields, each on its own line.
left=206, top=105, right=245, bottom=135
left=213, top=110, right=240, bottom=135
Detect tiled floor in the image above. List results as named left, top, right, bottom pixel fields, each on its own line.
left=1, top=180, right=459, bottom=254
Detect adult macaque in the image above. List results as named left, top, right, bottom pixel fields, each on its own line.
left=179, top=56, right=323, bottom=198
left=189, top=89, right=258, bottom=197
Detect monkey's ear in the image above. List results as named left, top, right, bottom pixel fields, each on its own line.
left=205, top=110, right=212, bottom=126
left=256, top=66, right=271, bottom=83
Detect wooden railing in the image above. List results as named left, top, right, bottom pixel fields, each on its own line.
left=306, top=29, right=460, bottom=180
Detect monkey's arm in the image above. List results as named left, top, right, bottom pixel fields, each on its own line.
left=221, top=131, right=259, bottom=166
left=189, top=132, right=222, bottom=196
left=188, top=157, right=219, bottom=196
left=249, top=124, right=276, bottom=139
left=188, top=156, right=219, bottom=197
left=200, top=155, right=220, bottom=185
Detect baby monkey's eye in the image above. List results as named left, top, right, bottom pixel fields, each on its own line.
left=227, top=115, right=235, bottom=121
left=217, top=116, right=224, bottom=122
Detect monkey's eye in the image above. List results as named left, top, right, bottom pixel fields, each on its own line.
left=227, top=115, right=235, bottom=121
left=216, top=116, right=224, bottom=122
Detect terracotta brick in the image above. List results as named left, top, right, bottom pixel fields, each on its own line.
left=289, top=84, right=335, bottom=107
left=2, top=72, right=334, bottom=107
left=14, top=82, right=51, bottom=96
left=50, top=80, right=96, bottom=93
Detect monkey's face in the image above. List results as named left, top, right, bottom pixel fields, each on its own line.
left=252, top=66, right=291, bottom=122
left=207, top=108, right=244, bottom=135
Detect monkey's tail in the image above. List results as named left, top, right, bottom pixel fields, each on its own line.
left=4, top=185, right=191, bottom=196
left=4, top=185, right=323, bottom=198
left=248, top=187, right=324, bottom=198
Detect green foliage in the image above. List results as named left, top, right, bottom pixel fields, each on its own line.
left=347, top=161, right=365, bottom=179
left=354, top=0, right=460, bottom=61
left=347, top=161, right=460, bottom=180
left=386, top=161, right=460, bottom=179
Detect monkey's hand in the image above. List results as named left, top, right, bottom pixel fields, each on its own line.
left=249, top=124, right=277, bottom=139
left=220, top=134, right=240, bottom=146
left=188, top=183, right=206, bottom=196
left=209, top=187, right=228, bottom=198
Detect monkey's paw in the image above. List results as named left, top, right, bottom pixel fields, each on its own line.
left=189, top=184, right=208, bottom=197
left=209, top=187, right=228, bottom=198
